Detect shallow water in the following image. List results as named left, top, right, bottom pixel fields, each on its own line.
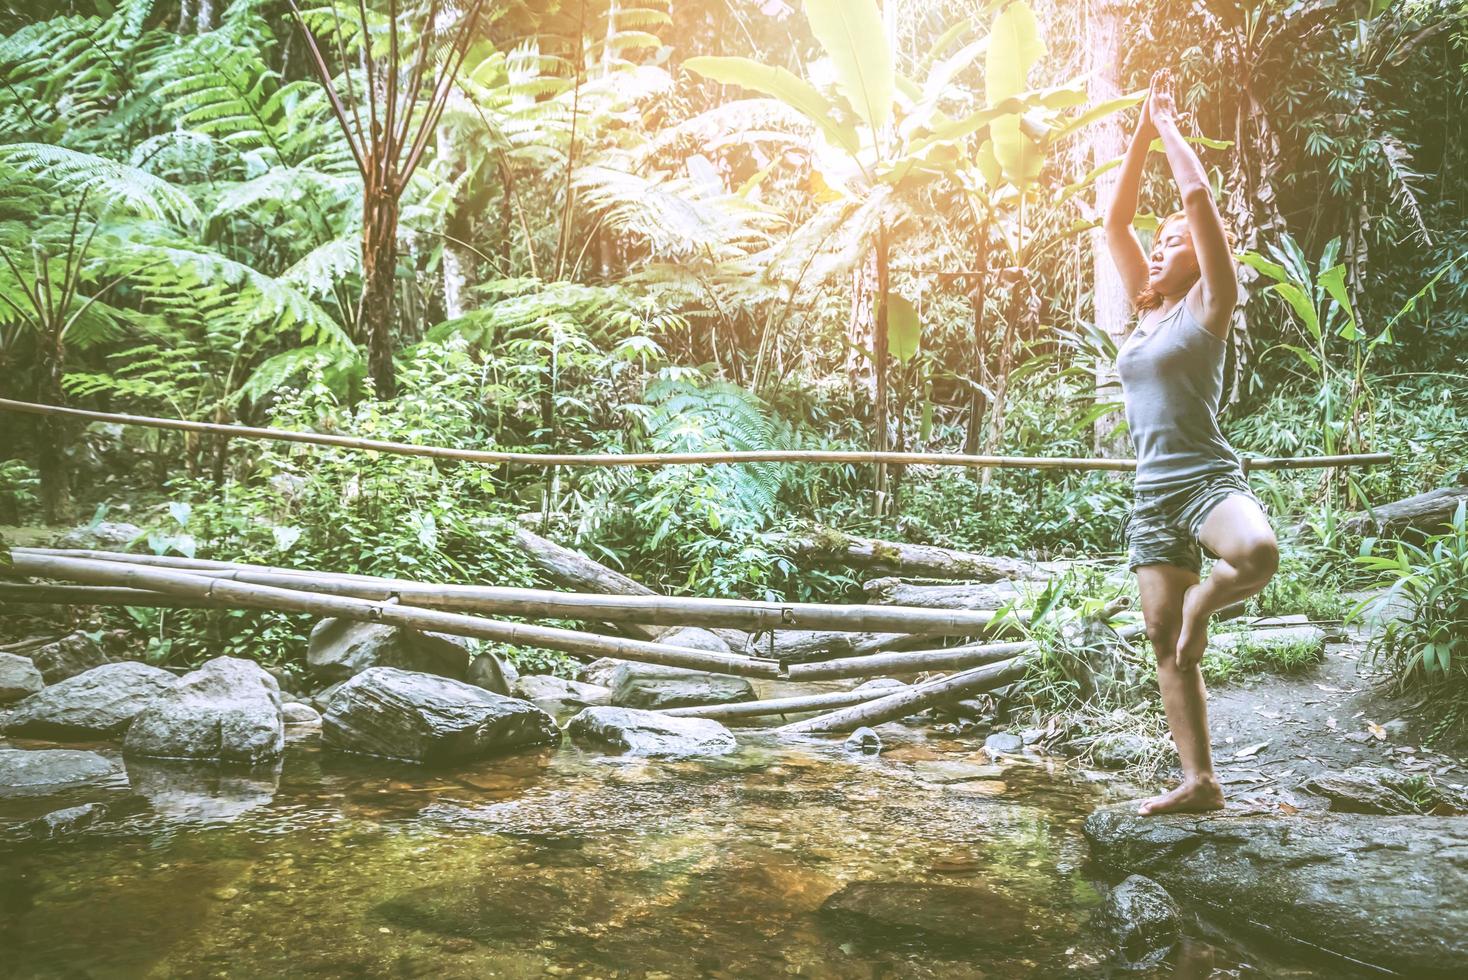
left=0, top=729, right=1367, bottom=979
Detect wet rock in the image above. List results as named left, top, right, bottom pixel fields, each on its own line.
left=0, top=651, right=44, bottom=702
left=1299, top=766, right=1422, bottom=815
left=322, top=667, right=560, bottom=764
left=308, top=680, right=347, bottom=713
left=282, top=701, right=321, bottom=725
left=1090, top=733, right=1153, bottom=770
left=607, top=663, right=755, bottom=711
left=1099, top=875, right=1180, bottom=967
left=0, top=748, right=121, bottom=797
left=466, top=651, right=517, bottom=695
left=3, top=661, right=176, bottom=739
left=984, top=732, right=1024, bottom=755
left=565, top=706, right=736, bottom=758
left=306, top=619, right=475, bottom=683
left=126, top=756, right=280, bottom=823
left=576, top=657, right=627, bottom=688
left=844, top=727, right=882, bottom=754
left=512, top=674, right=612, bottom=715
left=12, top=631, right=112, bottom=684
left=124, top=657, right=284, bottom=763
left=1084, top=805, right=1468, bottom=977
left=20, top=802, right=110, bottom=840
left=658, top=626, right=732, bottom=654
left=53, top=521, right=143, bottom=550
left=819, top=880, right=1035, bottom=955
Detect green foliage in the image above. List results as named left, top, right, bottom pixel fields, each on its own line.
left=0, top=459, right=39, bottom=517
left=1200, top=631, right=1326, bottom=686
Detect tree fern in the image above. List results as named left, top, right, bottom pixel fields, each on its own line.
left=0, top=143, right=201, bottom=227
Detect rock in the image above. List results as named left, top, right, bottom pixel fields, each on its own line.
left=577, top=657, right=628, bottom=688
left=0, top=651, right=44, bottom=702
left=607, top=663, right=755, bottom=711
left=844, top=727, right=882, bottom=754
left=124, top=657, right=284, bottom=763
left=1084, top=805, right=1468, bottom=977
left=125, top=756, right=281, bottom=823
left=1299, top=766, right=1421, bottom=815
left=322, top=667, right=560, bottom=764
left=512, top=674, right=612, bottom=716
left=853, top=677, right=907, bottom=694
left=819, top=880, right=1036, bottom=955
left=1090, top=733, right=1154, bottom=770
left=466, top=651, right=517, bottom=695
left=658, top=626, right=732, bottom=654
left=11, top=632, right=112, bottom=684
left=565, top=706, right=736, bottom=758
left=21, top=802, right=110, bottom=840
left=0, top=748, right=121, bottom=797
left=53, top=521, right=143, bottom=550
left=308, top=680, right=347, bottom=713
left=281, top=701, right=321, bottom=725
left=306, top=619, right=475, bottom=683
left=4, top=661, right=176, bottom=739
left=1099, top=875, right=1180, bottom=967
left=984, top=732, right=1024, bottom=756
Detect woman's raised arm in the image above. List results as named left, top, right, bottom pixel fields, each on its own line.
left=1103, top=82, right=1156, bottom=308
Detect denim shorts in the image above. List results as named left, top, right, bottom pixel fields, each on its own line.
left=1123, top=471, right=1265, bottom=574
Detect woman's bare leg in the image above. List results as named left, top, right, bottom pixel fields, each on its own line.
left=1136, top=563, right=1224, bottom=816
left=1175, top=495, right=1280, bottom=669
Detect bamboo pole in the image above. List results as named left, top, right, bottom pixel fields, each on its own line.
left=661, top=686, right=905, bottom=720
left=14, top=548, right=1013, bottom=635
left=5, top=552, right=781, bottom=678
left=0, top=583, right=215, bottom=609
left=0, top=399, right=1392, bottom=472
left=782, top=639, right=1032, bottom=681
left=773, top=657, right=1033, bottom=734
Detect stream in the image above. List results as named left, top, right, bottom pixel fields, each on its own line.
left=0, top=728, right=1381, bottom=978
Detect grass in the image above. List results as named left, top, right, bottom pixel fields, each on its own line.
left=1200, top=633, right=1326, bottom=685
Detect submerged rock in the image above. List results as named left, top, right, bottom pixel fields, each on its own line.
left=1098, top=875, right=1180, bottom=967
left=322, top=667, right=560, bottom=764
left=124, top=657, right=284, bottom=763
left=1084, top=805, right=1468, bottom=977
left=0, top=747, right=121, bottom=797
left=607, top=663, right=755, bottom=710
left=3, top=661, right=176, bottom=739
left=565, top=706, right=736, bottom=758
left=14, top=632, right=112, bottom=684
left=0, top=651, right=44, bottom=702
left=306, top=619, right=475, bottom=683
left=819, top=880, right=1036, bottom=955
left=20, top=802, right=111, bottom=840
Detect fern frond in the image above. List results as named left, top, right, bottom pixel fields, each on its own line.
left=0, top=143, right=201, bottom=226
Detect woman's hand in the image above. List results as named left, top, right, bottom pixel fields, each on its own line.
left=1146, top=70, right=1177, bottom=132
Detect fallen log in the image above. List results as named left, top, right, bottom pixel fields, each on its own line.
left=773, top=656, right=1032, bottom=734
left=862, top=577, right=1026, bottom=610
left=661, top=685, right=904, bottom=720
left=1342, top=483, right=1468, bottom=536
left=14, top=548, right=1016, bottom=636
left=777, top=528, right=1064, bottom=582
left=5, top=552, right=781, bottom=679
left=782, top=639, right=1032, bottom=681
left=0, top=583, right=216, bottom=609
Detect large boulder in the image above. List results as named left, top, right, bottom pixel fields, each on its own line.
left=466, top=651, right=517, bottom=695
left=658, top=626, right=732, bottom=654
left=322, top=667, right=560, bottom=764
left=3, top=661, right=176, bottom=739
left=1084, top=805, right=1468, bottom=978
left=577, top=657, right=628, bottom=688
left=8, top=632, right=112, bottom=684
left=512, top=674, right=612, bottom=716
left=607, top=663, right=755, bottom=711
left=565, top=706, right=736, bottom=758
left=0, top=747, right=121, bottom=798
left=53, top=521, right=143, bottom=550
left=0, top=651, right=44, bottom=702
left=1098, top=875, right=1180, bottom=967
left=306, top=619, right=475, bottom=683
left=124, top=657, right=284, bottom=763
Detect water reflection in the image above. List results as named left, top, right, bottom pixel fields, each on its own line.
left=125, top=756, right=281, bottom=824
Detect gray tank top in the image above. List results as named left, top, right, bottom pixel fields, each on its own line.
left=1116, top=297, right=1241, bottom=491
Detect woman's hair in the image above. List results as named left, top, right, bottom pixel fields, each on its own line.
left=1132, top=210, right=1237, bottom=312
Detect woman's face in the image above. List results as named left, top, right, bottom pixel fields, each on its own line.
left=1148, top=219, right=1200, bottom=296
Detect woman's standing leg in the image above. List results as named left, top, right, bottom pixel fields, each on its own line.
left=1137, top=563, right=1225, bottom=815
left=1176, top=495, right=1280, bottom=668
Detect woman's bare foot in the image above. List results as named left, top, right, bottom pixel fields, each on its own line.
left=1175, top=583, right=1211, bottom=669
left=1137, top=776, right=1225, bottom=816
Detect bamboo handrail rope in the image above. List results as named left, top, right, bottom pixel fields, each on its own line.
left=4, top=552, right=782, bottom=679
left=14, top=548, right=1014, bottom=635
left=0, top=399, right=1391, bottom=472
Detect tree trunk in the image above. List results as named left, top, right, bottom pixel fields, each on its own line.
left=874, top=222, right=891, bottom=513
left=777, top=528, right=1064, bottom=581
left=361, top=192, right=400, bottom=399
left=36, top=333, right=71, bottom=524
left=1085, top=0, right=1132, bottom=453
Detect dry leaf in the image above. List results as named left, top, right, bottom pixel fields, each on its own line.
left=1235, top=741, right=1270, bottom=760
left=1325, top=716, right=1338, bottom=730
left=1367, top=721, right=1387, bottom=741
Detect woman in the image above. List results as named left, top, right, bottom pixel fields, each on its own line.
left=1103, top=71, right=1279, bottom=816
